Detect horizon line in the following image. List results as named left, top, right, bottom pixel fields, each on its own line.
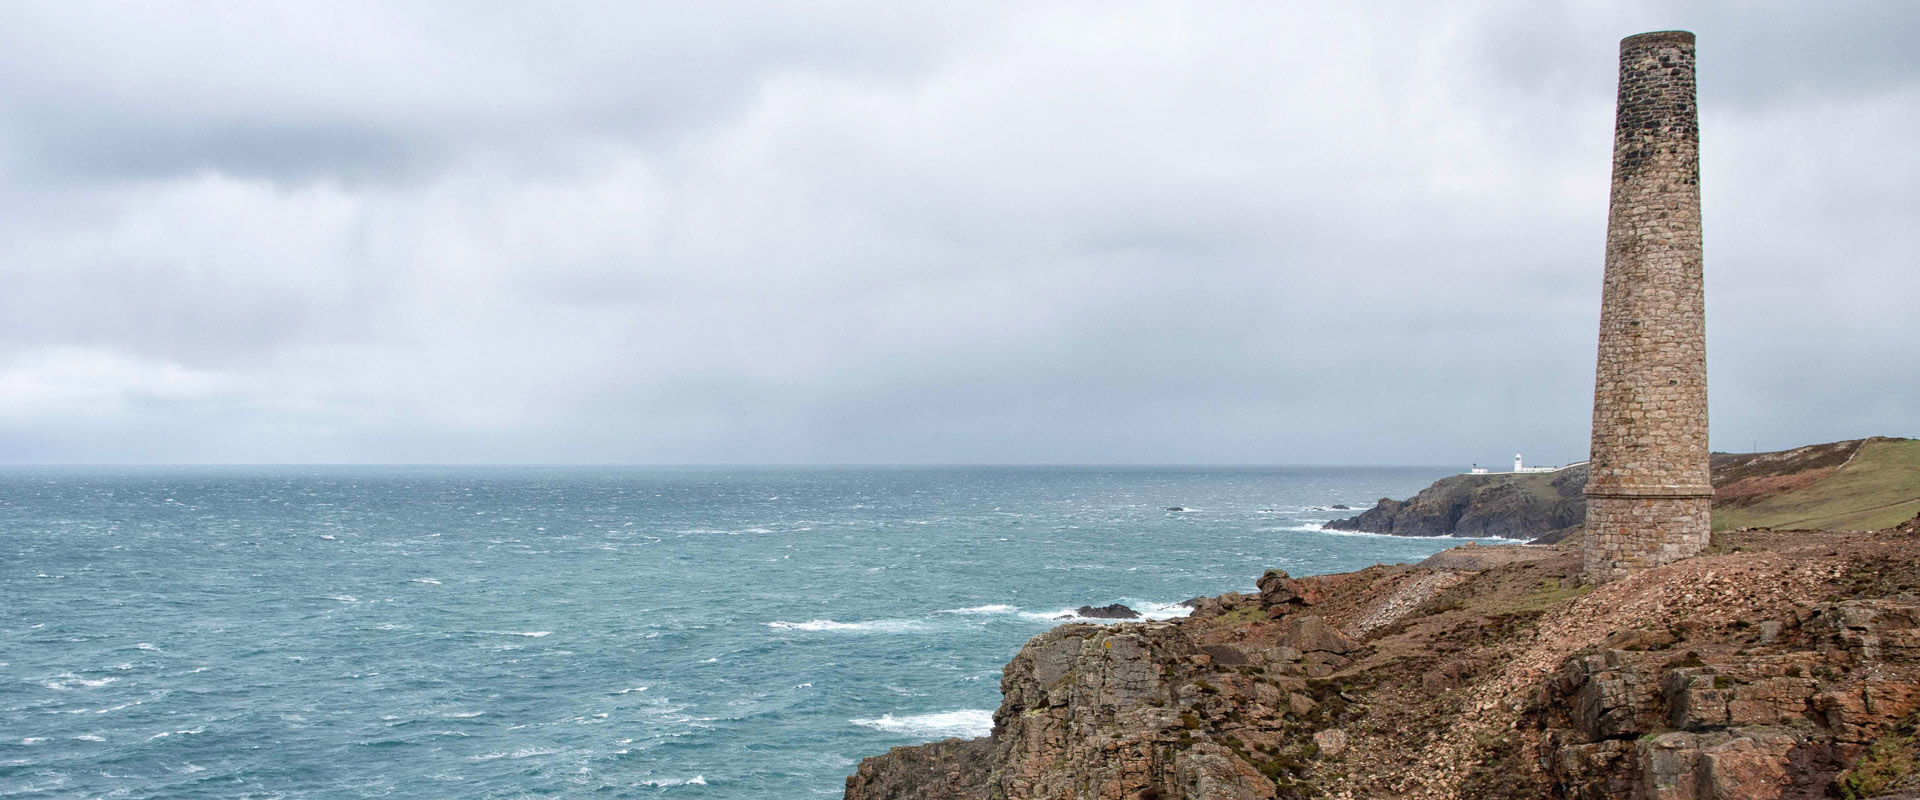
left=0, top=461, right=1495, bottom=470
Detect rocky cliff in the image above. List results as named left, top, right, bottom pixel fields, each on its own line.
left=1324, top=438, right=1917, bottom=542
left=845, top=528, right=1920, bottom=799
left=1322, top=465, right=1587, bottom=540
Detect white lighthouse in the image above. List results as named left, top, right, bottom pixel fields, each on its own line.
left=1466, top=453, right=1580, bottom=475
left=1511, top=454, right=1562, bottom=474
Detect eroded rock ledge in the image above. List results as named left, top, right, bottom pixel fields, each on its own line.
left=845, top=533, right=1920, bottom=799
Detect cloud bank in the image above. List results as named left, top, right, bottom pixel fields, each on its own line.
left=0, top=1, right=1914, bottom=464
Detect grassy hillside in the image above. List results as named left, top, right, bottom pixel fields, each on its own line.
left=1714, top=437, right=1920, bottom=531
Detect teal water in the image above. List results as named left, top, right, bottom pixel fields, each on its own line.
left=0, top=466, right=1490, bottom=798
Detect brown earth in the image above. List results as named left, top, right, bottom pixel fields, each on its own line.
left=845, top=528, right=1920, bottom=799
left=1710, top=440, right=1870, bottom=509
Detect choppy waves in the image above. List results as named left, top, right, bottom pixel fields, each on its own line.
left=2, top=464, right=1467, bottom=798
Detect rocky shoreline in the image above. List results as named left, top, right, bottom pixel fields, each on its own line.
left=845, top=522, right=1920, bottom=799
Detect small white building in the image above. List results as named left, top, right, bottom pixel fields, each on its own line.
left=1467, top=454, right=1572, bottom=475
left=1513, top=454, right=1560, bottom=474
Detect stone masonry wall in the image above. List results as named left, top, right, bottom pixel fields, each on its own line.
left=1585, top=496, right=1711, bottom=578
left=1585, top=31, right=1712, bottom=582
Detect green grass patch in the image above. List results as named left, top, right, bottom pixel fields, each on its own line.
left=1506, top=578, right=1594, bottom=614
left=1716, top=439, right=1920, bottom=531
left=1836, top=710, right=1920, bottom=799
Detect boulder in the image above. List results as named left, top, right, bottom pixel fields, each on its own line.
left=1281, top=615, right=1360, bottom=656
left=1069, top=604, right=1140, bottom=620
left=1313, top=728, right=1349, bottom=758
left=1256, top=569, right=1311, bottom=609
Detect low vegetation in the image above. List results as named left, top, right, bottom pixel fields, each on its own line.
left=1715, top=438, right=1920, bottom=531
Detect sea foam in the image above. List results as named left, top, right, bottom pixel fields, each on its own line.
left=852, top=709, right=994, bottom=739
left=1018, top=600, right=1192, bottom=623
left=935, top=604, right=1018, bottom=614
left=1311, top=527, right=1530, bottom=544
left=767, top=619, right=924, bottom=633
left=43, top=673, right=117, bottom=690
left=638, top=775, right=708, bottom=787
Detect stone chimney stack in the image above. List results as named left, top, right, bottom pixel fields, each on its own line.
left=1583, top=31, right=1711, bottom=582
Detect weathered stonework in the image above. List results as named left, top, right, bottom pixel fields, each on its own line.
left=1585, top=31, right=1712, bottom=582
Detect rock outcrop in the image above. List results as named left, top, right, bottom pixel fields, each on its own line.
left=1323, top=465, right=1587, bottom=539
left=1070, top=604, right=1141, bottom=620
left=845, top=532, right=1920, bottom=799
left=846, top=738, right=993, bottom=800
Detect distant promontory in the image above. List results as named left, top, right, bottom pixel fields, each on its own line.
left=1324, top=437, right=1919, bottom=542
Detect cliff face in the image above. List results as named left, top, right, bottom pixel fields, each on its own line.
left=845, top=530, right=1920, bottom=799
left=1322, top=465, right=1587, bottom=539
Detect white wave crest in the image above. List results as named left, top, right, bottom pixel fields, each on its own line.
left=1311, top=527, right=1531, bottom=543
left=43, top=673, right=117, bottom=690
left=935, top=605, right=1018, bottom=615
left=852, top=709, right=994, bottom=739
left=678, top=526, right=777, bottom=536
left=470, top=746, right=559, bottom=761
left=766, top=619, right=924, bottom=633
left=148, top=727, right=205, bottom=740
left=638, top=775, right=708, bottom=787
left=479, top=630, right=551, bottom=637
left=1018, top=600, right=1192, bottom=624
left=1136, top=600, right=1195, bottom=621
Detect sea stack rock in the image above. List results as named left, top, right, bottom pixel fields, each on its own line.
left=1583, top=31, right=1712, bottom=582
left=1070, top=604, right=1139, bottom=620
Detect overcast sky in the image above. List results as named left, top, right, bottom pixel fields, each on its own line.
left=0, top=1, right=1914, bottom=465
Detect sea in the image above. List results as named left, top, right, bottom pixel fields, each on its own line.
left=0, top=466, right=1508, bottom=798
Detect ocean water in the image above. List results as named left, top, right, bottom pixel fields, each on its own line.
left=0, top=466, right=1492, bottom=798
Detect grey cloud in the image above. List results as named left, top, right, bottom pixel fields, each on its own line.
left=0, top=2, right=1911, bottom=465
left=3, top=115, right=430, bottom=185
left=0, top=1, right=998, bottom=187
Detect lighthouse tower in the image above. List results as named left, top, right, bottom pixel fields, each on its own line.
left=1513, top=454, right=1524, bottom=473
